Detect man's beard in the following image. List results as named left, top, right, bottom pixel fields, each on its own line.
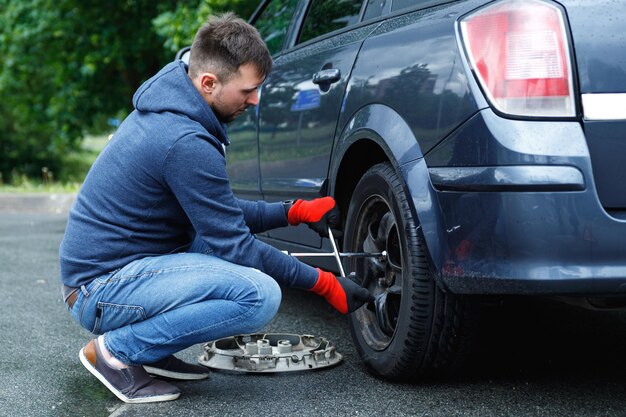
left=212, top=93, right=246, bottom=124
left=212, top=106, right=234, bottom=124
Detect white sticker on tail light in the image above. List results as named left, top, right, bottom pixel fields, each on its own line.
left=459, top=0, right=575, bottom=117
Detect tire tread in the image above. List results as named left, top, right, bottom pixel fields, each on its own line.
left=348, top=162, right=473, bottom=381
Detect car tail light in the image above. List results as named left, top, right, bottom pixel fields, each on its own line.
left=459, top=0, right=575, bottom=117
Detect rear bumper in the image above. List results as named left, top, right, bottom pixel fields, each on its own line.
left=414, top=108, right=626, bottom=296
left=434, top=185, right=626, bottom=295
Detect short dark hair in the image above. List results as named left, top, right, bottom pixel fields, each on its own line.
left=188, top=12, right=272, bottom=82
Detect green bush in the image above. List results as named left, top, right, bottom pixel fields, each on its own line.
left=0, top=0, right=256, bottom=187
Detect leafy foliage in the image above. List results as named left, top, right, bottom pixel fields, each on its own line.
left=0, top=0, right=257, bottom=184
left=153, top=0, right=257, bottom=54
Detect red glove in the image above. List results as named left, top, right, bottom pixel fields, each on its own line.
left=287, top=197, right=341, bottom=238
left=310, top=269, right=373, bottom=314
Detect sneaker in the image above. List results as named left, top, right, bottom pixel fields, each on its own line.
left=79, top=339, right=180, bottom=404
left=144, top=356, right=210, bottom=380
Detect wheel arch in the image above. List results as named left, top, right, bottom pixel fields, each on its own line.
left=333, top=139, right=387, bottom=220
left=329, top=104, right=447, bottom=285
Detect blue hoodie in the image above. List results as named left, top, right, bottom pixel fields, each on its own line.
left=59, top=60, right=318, bottom=290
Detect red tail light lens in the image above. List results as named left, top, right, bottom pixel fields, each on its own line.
left=460, top=0, right=575, bottom=117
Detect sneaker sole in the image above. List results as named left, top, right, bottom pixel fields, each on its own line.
left=79, top=348, right=180, bottom=404
left=143, top=365, right=210, bottom=380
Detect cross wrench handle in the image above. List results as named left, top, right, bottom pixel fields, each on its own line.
left=328, top=227, right=346, bottom=277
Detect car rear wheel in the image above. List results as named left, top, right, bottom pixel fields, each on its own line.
left=344, top=162, right=473, bottom=380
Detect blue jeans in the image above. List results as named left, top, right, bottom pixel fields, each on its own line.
left=68, top=244, right=282, bottom=365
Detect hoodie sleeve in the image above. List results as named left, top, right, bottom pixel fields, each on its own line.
left=236, top=199, right=288, bottom=234
left=162, top=133, right=318, bottom=289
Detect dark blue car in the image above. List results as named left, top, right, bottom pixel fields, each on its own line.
left=182, top=0, right=626, bottom=380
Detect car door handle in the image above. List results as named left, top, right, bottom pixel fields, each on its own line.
left=312, top=69, right=341, bottom=85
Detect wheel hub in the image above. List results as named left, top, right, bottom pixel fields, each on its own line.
left=355, top=203, right=403, bottom=347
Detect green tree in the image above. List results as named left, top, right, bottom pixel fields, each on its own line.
left=153, top=0, right=258, bottom=54
left=0, top=0, right=257, bottom=184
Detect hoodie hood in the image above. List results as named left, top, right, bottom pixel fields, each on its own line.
left=132, top=60, right=229, bottom=146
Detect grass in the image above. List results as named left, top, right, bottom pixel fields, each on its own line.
left=0, top=123, right=335, bottom=193
left=0, top=134, right=110, bottom=193
left=0, top=182, right=82, bottom=193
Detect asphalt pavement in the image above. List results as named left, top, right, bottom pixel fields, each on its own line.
left=1, top=203, right=626, bottom=417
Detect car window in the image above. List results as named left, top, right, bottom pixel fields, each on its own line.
left=363, top=0, right=389, bottom=20
left=255, top=0, right=299, bottom=55
left=298, top=0, right=364, bottom=44
left=391, top=0, right=445, bottom=12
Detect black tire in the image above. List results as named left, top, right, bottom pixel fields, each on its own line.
left=344, top=162, right=473, bottom=381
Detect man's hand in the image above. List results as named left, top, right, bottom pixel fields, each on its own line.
left=310, top=269, right=373, bottom=314
left=287, top=197, right=342, bottom=238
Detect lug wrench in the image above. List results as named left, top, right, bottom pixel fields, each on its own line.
left=284, top=227, right=383, bottom=315
left=283, top=227, right=386, bottom=277
left=328, top=227, right=346, bottom=277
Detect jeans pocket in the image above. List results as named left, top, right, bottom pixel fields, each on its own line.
left=92, top=302, right=147, bottom=335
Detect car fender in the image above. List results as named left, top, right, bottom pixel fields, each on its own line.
left=329, top=103, right=447, bottom=284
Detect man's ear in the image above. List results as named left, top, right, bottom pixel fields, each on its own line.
left=199, top=72, right=219, bottom=94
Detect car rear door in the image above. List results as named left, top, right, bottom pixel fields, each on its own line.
left=225, top=0, right=300, bottom=201
left=258, top=0, right=378, bottom=247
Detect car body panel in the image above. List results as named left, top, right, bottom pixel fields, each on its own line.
left=560, top=0, right=626, bottom=94
left=584, top=120, right=626, bottom=210
left=220, top=0, right=626, bottom=296
left=258, top=32, right=365, bottom=199
left=426, top=108, right=626, bottom=294
left=558, top=0, right=626, bottom=211
left=339, top=1, right=482, bottom=158
left=226, top=109, right=262, bottom=201
left=257, top=22, right=378, bottom=246
left=329, top=102, right=452, bottom=272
